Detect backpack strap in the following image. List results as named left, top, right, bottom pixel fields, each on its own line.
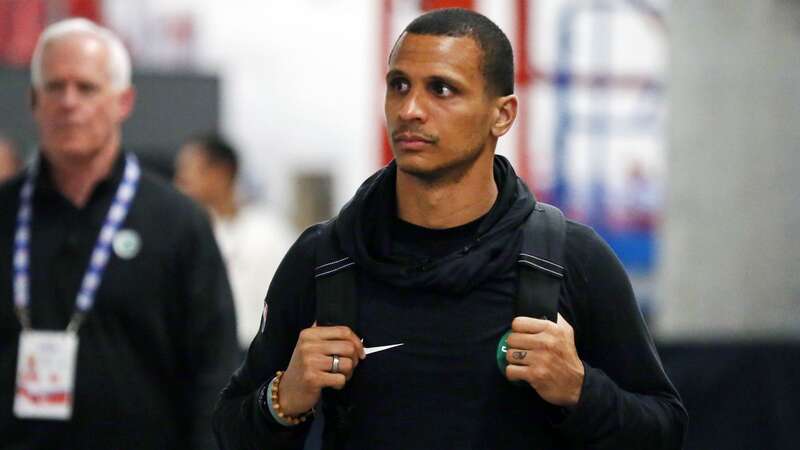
left=516, top=202, right=567, bottom=322
left=314, top=226, right=358, bottom=331
left=313, top=220, right=358, bottom=450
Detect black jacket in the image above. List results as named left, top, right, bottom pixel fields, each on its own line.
left=214, top=156, right=687, bottom=449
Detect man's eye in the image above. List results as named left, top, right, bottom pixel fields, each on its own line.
left=77, top=83, right=98, bottom=94
left=430, top=81, right=454, bottom=97
left=44, top=81, right=64, bottom=93
left=389, top=78, right=409, bottom=93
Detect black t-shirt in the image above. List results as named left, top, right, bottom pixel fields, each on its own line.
left=390, top=214, right=483, bottom=260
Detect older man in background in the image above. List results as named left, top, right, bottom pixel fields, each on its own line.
left=0, top=18, right=238, bottom=449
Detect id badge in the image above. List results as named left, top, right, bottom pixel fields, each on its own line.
left=13, top=330, right=79, bottom=420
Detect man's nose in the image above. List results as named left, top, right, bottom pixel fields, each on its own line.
left=59, top=85, right=80, bottom=108
left=398, top=90, right=427, bottom=122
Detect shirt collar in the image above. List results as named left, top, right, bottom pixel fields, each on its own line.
left=34, top=150, right=128, bottom=204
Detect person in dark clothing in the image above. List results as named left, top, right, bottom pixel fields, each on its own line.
left=0, top=18, right=238, bottom=449
left=213, top=8, right=686, bottom=450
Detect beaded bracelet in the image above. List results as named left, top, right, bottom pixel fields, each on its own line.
left=264, top=371, right=314, bottom=426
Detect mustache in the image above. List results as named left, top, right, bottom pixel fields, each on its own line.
left=391, top=127, right=439, bottom=144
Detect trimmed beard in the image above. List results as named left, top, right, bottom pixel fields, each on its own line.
left=395, top=142, right=488, bottom=188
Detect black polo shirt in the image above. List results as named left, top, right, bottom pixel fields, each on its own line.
left=0, top=152, right=239, bottom=450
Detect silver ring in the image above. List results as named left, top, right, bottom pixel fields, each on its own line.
left=331, top=355, right=340, bottom=374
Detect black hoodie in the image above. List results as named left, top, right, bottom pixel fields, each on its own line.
left=334, top=155, right=532, bottom=294
left=213, top=156, right=687, bottom=450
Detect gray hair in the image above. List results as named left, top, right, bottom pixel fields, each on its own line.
left=30, top=18, right=131, bottom=91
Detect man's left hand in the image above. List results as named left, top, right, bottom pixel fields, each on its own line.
left=505, top=313, right=585, bottom=407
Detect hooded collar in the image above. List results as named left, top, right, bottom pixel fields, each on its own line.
left=334, top=155, right=536, bottom=295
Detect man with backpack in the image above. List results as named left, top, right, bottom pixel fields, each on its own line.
left=213, top=8, right=686, bottom=450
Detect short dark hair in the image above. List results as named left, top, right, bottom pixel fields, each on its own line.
left=186, top=132, right=239, bottom=179
left=401, top=8, right=514, bottom=96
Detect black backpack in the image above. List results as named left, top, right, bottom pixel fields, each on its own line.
left=312, top=202, right=566, bottom=450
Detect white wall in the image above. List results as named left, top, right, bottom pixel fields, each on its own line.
left=658, top=0, right=800, bottom=339
left=107, top=0, right=381, bottom=216
left=197, top=0, right=382, bottom=215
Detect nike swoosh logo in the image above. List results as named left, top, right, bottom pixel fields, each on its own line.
left=364, top=343, right=404, bottom=356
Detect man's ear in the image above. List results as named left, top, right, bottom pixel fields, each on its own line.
left=117, top=86, right=136, bottom=121
left=491, top=94, right=518, bottom=138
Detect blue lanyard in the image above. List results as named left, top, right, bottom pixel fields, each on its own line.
left=12, top=153, right=141, bottom=332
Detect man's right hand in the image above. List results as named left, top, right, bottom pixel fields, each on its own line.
left=277, top=324, right=366, bottom=416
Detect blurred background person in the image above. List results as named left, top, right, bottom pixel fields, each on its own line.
left=175, top=132, right=296, bottom=352
left=0, top=18, right=237, bottom=450
left=0, top=134, right=22, bottom=183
